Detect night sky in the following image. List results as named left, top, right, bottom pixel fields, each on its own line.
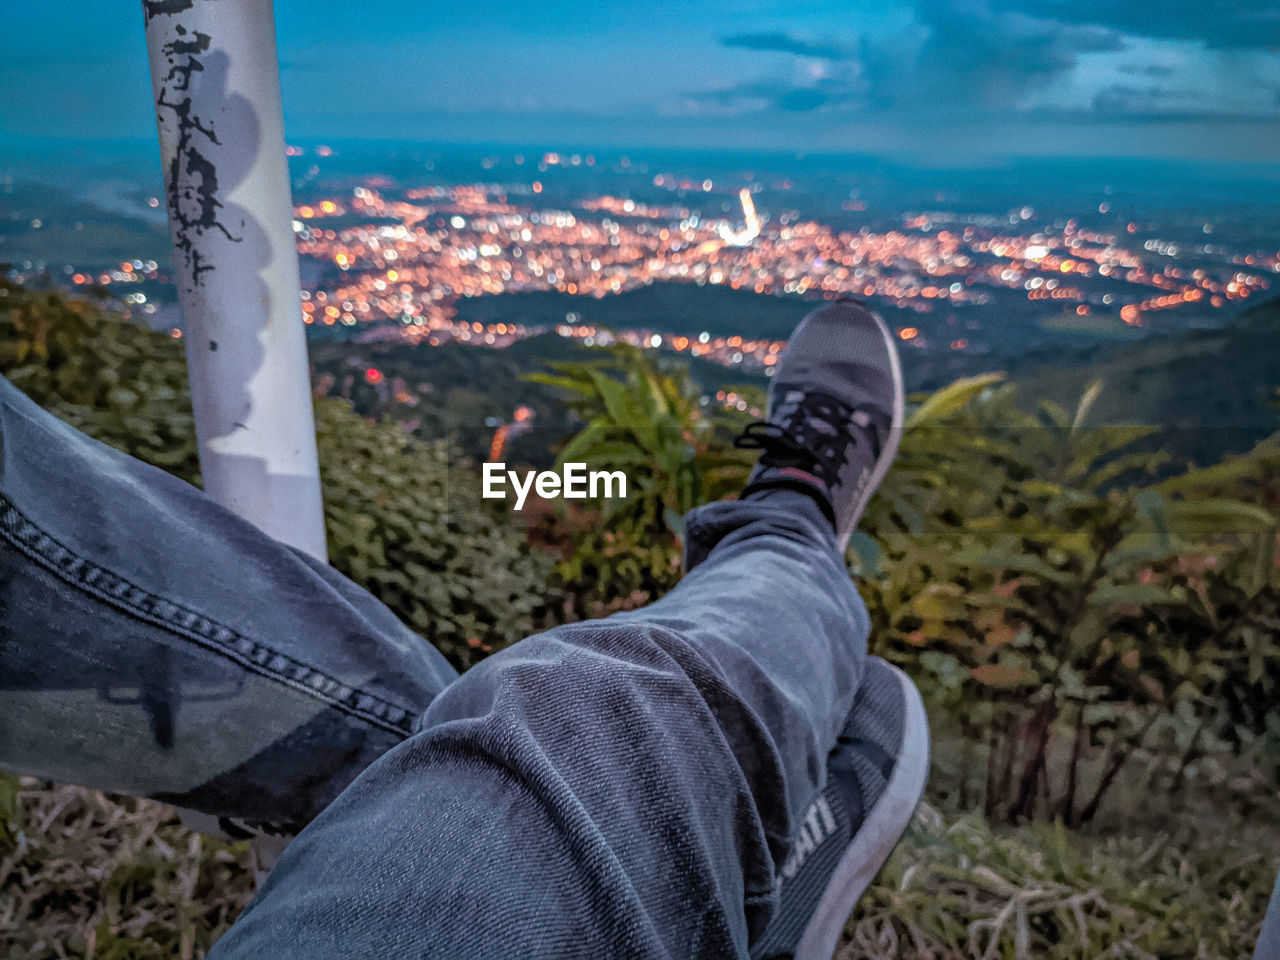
left=3, top=1, right=1279, bottom=164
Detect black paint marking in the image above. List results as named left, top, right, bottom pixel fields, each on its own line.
left=151, top=9, right=242, bottom=293
left=143, top=0, right=196, bottom=23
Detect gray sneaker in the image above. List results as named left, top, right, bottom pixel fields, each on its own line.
left=736, top=299, right=904, bottom=551
left=751, top=657, right=930, bottom=960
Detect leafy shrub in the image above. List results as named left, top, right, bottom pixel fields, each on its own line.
left=857, top=379, right=1279, bottom=823
left=0, top=281, right=559, bottom=669
left=540, top=348, right=1280, bottom=823
left=527, top=344, right=755, bottom=611
left=0, top=283, right=200, bottom=480
left=315, top=400, right=558, bottom=667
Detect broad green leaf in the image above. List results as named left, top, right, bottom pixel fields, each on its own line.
left=523, top=372, right=597, bottom=396
left=847, top=530, right=882, bottom=577
left=905, top=372, right=1006, bottom=429
left=955, top=547, right=1077, bottom=585
left=1085, top=451, right=1169, bottom=491
left=1065, top=425, right=1160, bottom=481
left=1164, top=498, right=1276, bottom=535
left=555, top=419, right=612, bottom=465
left=1155, top=456, right=1262, bottom=495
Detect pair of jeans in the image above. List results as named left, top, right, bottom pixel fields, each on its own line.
left=1, top=374, right=868, bottom=957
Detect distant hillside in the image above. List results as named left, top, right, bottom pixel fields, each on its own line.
left=310, top=331, right=765, bottom=467
left=315, top=286, right=1278, bottom=469
left=451, top=282, right=1031, bottom=392
left=452, top=282, right=811, bottom=340
left=1014, top=297, right=1280, bottom=465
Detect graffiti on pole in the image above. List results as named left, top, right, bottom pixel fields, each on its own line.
left=143, top=0, right=196, bottom=21
left=148, top=1, right=242, bottom=294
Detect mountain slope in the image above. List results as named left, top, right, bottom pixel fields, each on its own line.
left=1014, top=297, right=1280, bottom=465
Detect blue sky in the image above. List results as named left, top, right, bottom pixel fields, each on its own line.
left=2, top=0, right=1279, bottom=164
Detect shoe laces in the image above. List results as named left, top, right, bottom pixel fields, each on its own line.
left=734, top=390, right=879, bottom=487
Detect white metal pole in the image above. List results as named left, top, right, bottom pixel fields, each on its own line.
left=142, top=0, right=323, bottom=870
left=143, top=0, right=326, bottom=561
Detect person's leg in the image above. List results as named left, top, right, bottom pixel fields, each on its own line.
left=210, top=301, right=923, bottom=959
left=210, top=492, right=863, bottom=958
left=0, top=375, right=458, bottom=834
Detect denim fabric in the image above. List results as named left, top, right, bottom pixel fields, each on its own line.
left=213, top=493, right=867, bottom=959
left=0, top=375, right=458, bottom=832
left=0, top=373, right=869, bottom=957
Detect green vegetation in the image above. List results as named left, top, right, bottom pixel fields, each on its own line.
left=526, top=344, right=757, bottom=608
left=1, top=282, right=1278, bottom=958
left=858, top=379, right=1280, bottom=825
left=539, top=350, right=1280, bottom=828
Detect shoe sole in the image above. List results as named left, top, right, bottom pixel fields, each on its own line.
left=792, top=664, right=930, bottom=960
left=838, top=307, right=905, bottom=552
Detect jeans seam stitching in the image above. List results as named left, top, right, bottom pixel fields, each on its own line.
left=0, top=494, right=415, bottom=736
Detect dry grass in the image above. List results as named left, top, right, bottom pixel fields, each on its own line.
left=842, top=803, right=1274, bottom=959
left=1, top=779, right=253, bottom=959
left=1, top=775, right=1274, bottom=959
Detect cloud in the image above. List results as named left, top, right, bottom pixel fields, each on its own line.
left=721, top=32, right=851, bottom=60
left=703, top=1, right=1126, bottom=117
left=689, top=0, right=1278, bottom=124
left=858, top=0, right=1124, bottom=111
left=679, top=74, right=866, bottom=114
left=989, top=0, right=1280, bottom=50
left=1120, top=63, right=1178, bottom=78
left=1092, top=84, right=1201, bottom=115
left=1091, top=81, right=1280, bottom=121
